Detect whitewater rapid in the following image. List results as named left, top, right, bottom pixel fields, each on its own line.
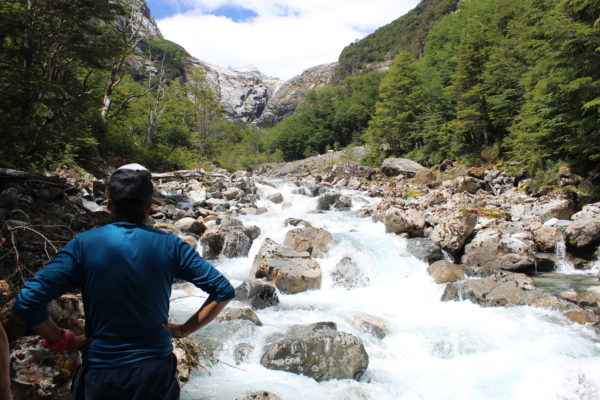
left=170, top=180, right=600, bottom=400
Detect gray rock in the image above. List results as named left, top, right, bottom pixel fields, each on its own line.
left=429, top=212, right=477, bottom=255
left=235, top=391, right=282, bottom=400
left=260, top=322, right=369, bottom=382
left=533, top=225, right=561, bottom=252
left=331, top=257, right=370, bottom=289
left=222, top=229, right=252, bottom=258
left=174, top=217, right=205, bottom=235
left=235, top=280, right=280, bottom=309
left=441, top=272, right=556, bottom=307
left=316, top=192, right=351, bottom=211
left=406, top=238, right=443, bottom=263
left=462, top=229, right=536, bottom=272
left=217, top=307, right=262, bottom=326
left=380, top=158, right=424, bottom=177
left=283, top=227, right=332, bottom=258
left=427, top=261, right=465, bottom=284
left=383, top=208, right=425, bottom=237
left=267, top=192, right=284, bottom=204
left=10, top=336, right=81, bottom=399
left=250, top=238, right=321, bottom=294
left=532, top=191, right=577, bottom=222
left=566, top=202, right=600, bottom=253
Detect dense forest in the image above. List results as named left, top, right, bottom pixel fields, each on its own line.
left=263, top=0, right=599, bottom=189
left=0, top=0, right=277, bottom=173
left=1, top=0, right=598, bottom=187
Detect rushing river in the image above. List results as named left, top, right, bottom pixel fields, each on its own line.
left=170, top=180, right=600, bottom=400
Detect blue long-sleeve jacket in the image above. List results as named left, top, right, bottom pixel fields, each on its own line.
left=13, top=222, right=235, bottom=368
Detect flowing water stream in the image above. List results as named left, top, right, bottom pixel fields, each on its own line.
left=170, top=180, right=600, bottom=400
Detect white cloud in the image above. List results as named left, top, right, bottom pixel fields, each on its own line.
left=154, top=0, right=420, bottom=80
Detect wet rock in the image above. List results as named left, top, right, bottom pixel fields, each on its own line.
left=462, top=229, right=536, bottom=272
left=250, top=238, right=321, bottom=294
left=241, top=206, right=268, bottom=215
left=234, top=343, right=254, bottom=364
left=534, top=253, right=560, bottom=272
left=235, top=391, right=281, bottom=400
left=565, top=310, right=599, bottom=325
left=223, top=187, right=244, bottom=201
left=199, top=229, right=224, bottom=259
left=284, top=218, right=312, bottom=228
left=533, top=225, right=561, bottom=252
left=330, top=257, right=370, bottom=289
left=217, top=307, right=262, bottom=326
left=383, top=208, right=425, bottom=237
left=10, top=335, right=81, bottom=400
left=283, top=227, right=332, bottom=258
left=565, top=202, right=600, bottom=254
left=174, top=217, right=206, bottom=235
left=429, top=212, right=477, bottom=256
left=267, top=192, right=284, bottom=204
left=316, top=192, right=351, bottom=211
left=243, top=225, right=261, bottom=241
left=221, top=229, right=252, bottom=258
left=427, top=261, right=465, bottom=284
left=348, top=314, right=388, bottom=339
left=235, top=280, right=280, bottom=309
left=381, top=158, right=423, bottom=177
left=406, top=238, right=443, bottom=263
left=441, top=271, right=555, bottom=307
left=260, top=322, right=368, bottom=382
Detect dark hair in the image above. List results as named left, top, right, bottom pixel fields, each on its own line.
left=108, top=168, right=153, bottom=224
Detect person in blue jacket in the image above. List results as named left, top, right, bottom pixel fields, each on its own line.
left=13, top=163, right=235, bottom=400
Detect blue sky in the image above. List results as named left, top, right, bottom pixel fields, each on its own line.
left=147, top=0, right=420, bottom=80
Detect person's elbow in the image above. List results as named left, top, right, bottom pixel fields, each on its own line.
left=216, top=281, right=236, bottom=303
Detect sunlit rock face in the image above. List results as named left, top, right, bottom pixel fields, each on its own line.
left=255, top=63, right=337, bottom=125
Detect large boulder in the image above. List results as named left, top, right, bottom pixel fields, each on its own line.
left=565, top=202, right=600, bottom=254
left=531, top=190, right=577, bottom=223
left=441, top=272, right=556, bottom=307
left=10, top=336, right=81, bottom=400
left=406, top=238, right=443, bottom=263
left=533, top=225, right=561, bottom=252
left=174, top=217, right=206, bottom=235
left=235, top=280, right=280, bottom=309
left=427, top=261, right=465, bottom=284
left=283, top=227, right=332, bottom=258
left=429, top=212, right=477, bottom=255
left=267, top=192, right=284, bottom=204
left=200, top=224, right=259, bottom=259
left=260, top=322, right=368, bottom=382
left=462, top=229, right=536, bottom=272
left=383, top=208, right=425, bottom=237
left=446, top=176, right=486, bottom=194
left=380, top=158, right=424, bottom=177
left=250, top=238, right=321, bottom=294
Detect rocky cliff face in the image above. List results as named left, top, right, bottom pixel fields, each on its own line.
left=134, top=0, right=335, bottom=124
left=255, top=62, right=337, bottom=125
left=190, top=61, right=283, bottom=123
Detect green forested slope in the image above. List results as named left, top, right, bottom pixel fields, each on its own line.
left=335, top=0, right=460, bottom=79
left=0, top=0, right=275, bottom=173
left=266, top=0, right=600, bottom=186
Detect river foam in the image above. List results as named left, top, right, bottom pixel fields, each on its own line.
left=172, top=180, right=600, bottom=400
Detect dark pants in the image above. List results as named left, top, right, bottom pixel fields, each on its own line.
left=72, top=354, right=180, bottom=400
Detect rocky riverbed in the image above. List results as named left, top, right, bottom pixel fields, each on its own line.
left=1, top=153, right=599, bottom=399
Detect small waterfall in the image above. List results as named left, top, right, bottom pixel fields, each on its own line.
left=555, top=234, right=575, bottom=273
left=442, top=249, right=454, bottom=263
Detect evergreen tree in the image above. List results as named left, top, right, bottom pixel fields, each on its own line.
left=366, top=52, right=419, bottom=164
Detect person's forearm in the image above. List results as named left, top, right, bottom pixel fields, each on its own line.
left=181, top=297, right=230, bottom=337
left=31, top=318, right=63, bottom=343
